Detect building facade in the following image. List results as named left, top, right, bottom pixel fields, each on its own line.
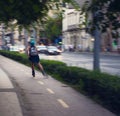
left=62, top=6, right=93, bottom=52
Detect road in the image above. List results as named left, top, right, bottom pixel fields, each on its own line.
left=0, top=55, right=116, bottom=116
left=39, top=52, right=120, bottom=76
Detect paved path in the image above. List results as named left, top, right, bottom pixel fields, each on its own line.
left=0, top=66, right=23, bottom=116
left=0, top=55, right=116, bottom=116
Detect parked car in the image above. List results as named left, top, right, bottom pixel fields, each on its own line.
left=18, top=45, right=25, bottom=53
left=9, top=46, right=19, bottom=52
left=36, top=45, right=47, bottom=54
left=46, top=46, right=62, bottom=55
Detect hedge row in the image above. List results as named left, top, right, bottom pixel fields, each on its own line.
left=0, top=50, right=120, bottom=115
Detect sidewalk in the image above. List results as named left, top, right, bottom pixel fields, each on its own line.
left=0, top=55, right=117, bottom=116
left=0, top=67, right=23, bottom=116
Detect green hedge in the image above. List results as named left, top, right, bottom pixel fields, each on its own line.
left=0, top=50, right=120, bottom=115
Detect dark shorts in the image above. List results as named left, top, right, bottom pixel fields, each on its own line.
left=29, top=55, right=40, bottom=64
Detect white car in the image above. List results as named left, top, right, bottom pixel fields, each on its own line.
left=9, top=46, right=19, bottom=52
left=46, top=46, right=62, bottom=55
left=36, top=45, right=47, bottom=54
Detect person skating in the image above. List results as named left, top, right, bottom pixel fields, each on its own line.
left=27, top=40, right=48, bottom=78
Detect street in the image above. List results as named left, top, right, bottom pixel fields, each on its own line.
left=39, top=52, right=120, bottom=76
left=0, top=55, right=116, bottom=116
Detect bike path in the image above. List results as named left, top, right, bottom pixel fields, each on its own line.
left=0, top=55, right=116, bottom=116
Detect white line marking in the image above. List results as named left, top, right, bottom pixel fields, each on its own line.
left=46, top=88, right=55, bottom=94
left=38, top=81, right=44, bottom=85
left=57, top=99, right=69, bottom=108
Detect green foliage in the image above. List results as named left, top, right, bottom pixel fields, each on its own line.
left=0, top=0, right=50, bottom=26
left=40, top=59, right=67, bottom=74
left=0, top=50, right=120, bottom=115
left=0, top=0, right=79, bottom=27
left=108, top=0, right=120, bottom=12
left=83, top=0, right=120, bottom=34
left=44, top=14, right=62, bottom=42
left=0, top=0, right=74, bottom=26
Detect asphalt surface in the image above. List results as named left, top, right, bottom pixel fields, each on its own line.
left=0, top=55, right=116, bottom=116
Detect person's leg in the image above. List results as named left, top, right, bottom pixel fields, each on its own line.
left=37, top=62, right=46, bottom=76
left=31, top=63, right=35, bottom=77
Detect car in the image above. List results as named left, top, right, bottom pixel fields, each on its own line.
left=36, top=45, right=47, bottom=54
left=46, top=46, right=62, bottom=55
left=18, top=45, right=25, bottom=53
left=9, top=46, right=19, bottom=52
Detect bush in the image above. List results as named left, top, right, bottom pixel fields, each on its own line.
left=41, top=59, right=67, bottom=74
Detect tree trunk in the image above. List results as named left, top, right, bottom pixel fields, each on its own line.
left=93, top=27, right=101, bottom=71
left=24, top=29, right=28, bottom=53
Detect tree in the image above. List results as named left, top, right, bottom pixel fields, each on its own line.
left=0, top=0, right=74, bottom=51
left=0, top=0, right=80, bottom=25
left=44, top=13, right=62, bottom=43
left=74, top=0, right=120, bottom=71
left=0, top=0, right=72, bottom=26
left=90, top=0, right=120, bottom=71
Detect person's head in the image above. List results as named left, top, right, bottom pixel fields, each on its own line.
left=29, top=39, right=35, bottom=46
